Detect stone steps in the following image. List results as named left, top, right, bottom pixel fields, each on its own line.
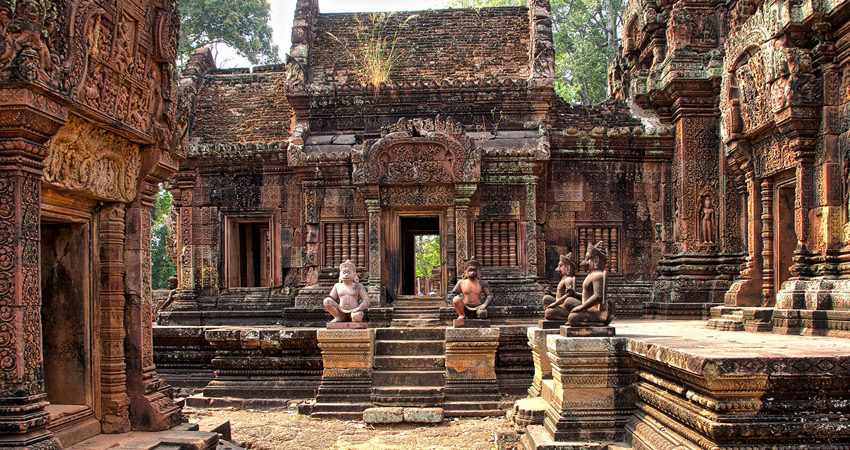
left=376, top=339, right=444, bottom=354
left=374, top=355, right=445, bottom=370
left=371, top=386, right=445, bottom=407
left=372, top=369, right=446, bottom=387
left=376, top=327, right=444, bottom=341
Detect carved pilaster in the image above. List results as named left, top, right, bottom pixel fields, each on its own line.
left=365, top=200, right=383, bottom=303
left=99, top=203, right=131, bottom=433
left=525, top=178, right=538, bottom=278
left=0, top=91, right=65, bottom=450
left=172, top=174, right=197, bottom=310
left=761, top=178, right=775, bottom=305
left=124, top=167, right=182, bottom=430
left=454, top=184, right=476, bottom=278
left=724, top=160, right=763, bottom=307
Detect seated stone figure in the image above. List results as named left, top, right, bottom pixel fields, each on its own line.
left=568, top=241, right=614, bottom=327
left=323, top=260, right=370, bottom=323
left=451, top=257, right=493, bottom=320
left=543, top=253, right=582, bottom=321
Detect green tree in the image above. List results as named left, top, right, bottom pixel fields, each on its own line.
left=415, top=235, right=442, bottom=278
left=151, top=188, right=177, bottom=290
left=445, top=0, right=624, bottom=105
left=179, top=0, right=281, bottom=65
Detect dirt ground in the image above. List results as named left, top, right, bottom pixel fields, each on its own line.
left=186, top=407, right=522, bottom=450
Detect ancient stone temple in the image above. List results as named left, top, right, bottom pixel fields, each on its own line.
left=155, top=0, right=850, bottom=447
left=0, top=0, right=196, bottom=448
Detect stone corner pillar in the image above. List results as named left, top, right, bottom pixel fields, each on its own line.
left=313, top=328, right=375, bottom=418
left=542, top=334, right=635, bottom=444
left=0, top=88, right=66, bottom=449
left=124, top=157, right=183, bottom=431
left=443, top=327, right=501, bottom=416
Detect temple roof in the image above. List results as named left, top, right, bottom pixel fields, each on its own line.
left=310, top=8, right=531, bottom=85
left=190, top=68, right=293, bottom=147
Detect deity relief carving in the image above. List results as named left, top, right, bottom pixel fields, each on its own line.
left=0, top=0, right=58, bottom=83
left=699, top=195, right=717, bottom=245
left=44, top=116, right=141, bottom=202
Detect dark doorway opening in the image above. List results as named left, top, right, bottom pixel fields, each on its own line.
left=774, top=182, right=797, bottom=299
left=400, top=217, right=440, bottom=295
left=227, top=220, right=271, bottom=288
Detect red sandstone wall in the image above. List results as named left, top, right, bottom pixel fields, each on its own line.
left=311, top=8, right=531, bottom=85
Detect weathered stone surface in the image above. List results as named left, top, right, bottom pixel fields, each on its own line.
left=403, top=407, right=444, bottom=423
left=363, top=407, right=404, bottom=424
left=560, top=326, right=615, bottom=337
left=452, top=318, right=492, bottom=328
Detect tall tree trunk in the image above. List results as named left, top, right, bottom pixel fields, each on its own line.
left=580, top=80, right=591, bottom=106
left=604, top=0, right=618, bottom=64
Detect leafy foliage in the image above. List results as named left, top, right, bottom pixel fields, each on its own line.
left=179, top=0, right=281, bottom=65
left=327, top=13, right=419, bottom=85
left=445, top=0, right=624, bottom=105
left=151, top=188, right=177, bottom=290
left=415, top=235, right=441, bottom=278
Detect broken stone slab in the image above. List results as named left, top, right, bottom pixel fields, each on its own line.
left=559, top=326, right=615, bottom=337
left=363, top=407, right=404, bottom=424
left=403, top=407, right=443, bottom=423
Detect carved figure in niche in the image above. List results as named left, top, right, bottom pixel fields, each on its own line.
left=323, top=260, right=370, bottom=323
left=542, top=253, right=582, bottom=321
left=157, top=275, right=180, bottom=315
left=451, top=257, right=493, bottom=320
left=699, top=196, right=717, bottom=244
left=3, top=0, right=56, bottom=82
left=568, top=241, right=613, bottom=327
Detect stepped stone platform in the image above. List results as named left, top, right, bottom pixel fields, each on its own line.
left=516, top=320, right=850, bottom=449
left=68, top=421, right=241, bottom=450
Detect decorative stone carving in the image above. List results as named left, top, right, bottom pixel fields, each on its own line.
left=0, top=0, right=58, bottom=83
left=542, top=253, right=581, bottom=323
left=323, top=260, right=370, bottom=327
left=699, top=195, right=717, bottom=245
left=567, top=241, right=613, bottom=328
left=44, top=116, right=141, bottom=202
left=451, top=257, right=493, bottom=326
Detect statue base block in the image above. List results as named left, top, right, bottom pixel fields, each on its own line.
left=452, top=318, right=491, bottom=328
left=538, top=319, right=567, bottom=329
left=560, top=326, right=615, bottom=337
left=326, top=321, right=368, bottom=329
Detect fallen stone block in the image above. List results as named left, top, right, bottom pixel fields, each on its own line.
left=363, top=407, right=404, bottom=424
left=403, top=407, right=443, bottom=423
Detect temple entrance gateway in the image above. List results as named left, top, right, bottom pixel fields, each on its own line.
left=387, top=212, right=446, bottom=298
left=774, top=180, right=797, bottom=293
left=401, top=217, right=441, bottom=295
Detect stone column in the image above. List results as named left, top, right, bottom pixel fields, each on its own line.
left=761, top=178, right=775, bottom=305
left=99, top=204, right=132, bottom=433
left=443, top=328, right=501, bottom=416
left=724, top=159, right=764, bottom=307
left=365, top=199, right=383, bottom=304
left=313, top=329, right=375, bottom=418
left=124, top=159, right=182, bottom=430
left=454, top=183, right=477, bottom=276
left=171, top=173, right=198, bottom=310
left=537, top=335, right=635, bottom=445
left=0, top=90, right=66, bottom=449
left=525, top=177, right=538, bottom=278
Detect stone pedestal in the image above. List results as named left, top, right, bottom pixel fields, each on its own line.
left=560, top=326, right=615, bottom=337
left=327, top=321, right=368, bottom=329
left=452, top=318, right=491, bottom=328
left=527, top=327, right=560, bottom=397
left=541, top=335, right=635, bottom=445
left=538, top=320, right=567, bottom=329
left=443, top=327, right=501, bottom=416
left=313, top=328, right=375, bottom=419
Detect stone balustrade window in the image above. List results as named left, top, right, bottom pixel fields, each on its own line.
left=474, top=221, right=518, bottom=267
left=323, top=222, right=367, bottom=268
left=576, top=225, right=620, bottom=273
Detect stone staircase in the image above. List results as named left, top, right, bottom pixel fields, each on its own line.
left=390, top=296, right=444, bottom=327
left=371, top=327, right=446, bottom=408
left=706, top=306, right=774, bottom=332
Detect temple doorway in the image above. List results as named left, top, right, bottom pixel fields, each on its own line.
left=399, top=217, right=441, bottom=296
left=774, top=180, right=797, bottom=295
left=40, top=219, right=100, bottom=446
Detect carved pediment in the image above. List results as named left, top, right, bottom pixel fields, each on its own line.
left=357, top=116, right=481, bottom=185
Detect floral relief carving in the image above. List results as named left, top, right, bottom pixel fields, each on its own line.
left=44, top=115, right=141, bottom=202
